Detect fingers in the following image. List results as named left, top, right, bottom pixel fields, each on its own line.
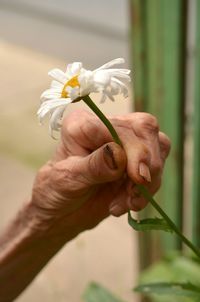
left=109, top=189, right=129, bottom=216
left=120, top=133, right=152, bottom=185
left=60, top=109, right=112, bottom=157
left=109, top=185, right=148, bottom=217
left=59, top=110, right=170, bottom=208
left=60, top=110, right=170, bottom=185
left=109, top=178, right=161, bottom=217
left=61, top=111, right=154, bottom=186
left=112, top=113, right=161, bottom=185
left=108, top=114, right=171, bottom=216
left=50, top=142, right=126, bottom=197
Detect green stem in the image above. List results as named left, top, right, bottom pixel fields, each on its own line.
left=82, top=95, right=122, bottom=146
left=138, top=185, right=200, bottom=258
left=82, top=95, right=200, bottom=259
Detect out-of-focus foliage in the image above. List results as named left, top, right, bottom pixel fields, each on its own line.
left=135, top=282, right=200, bottom=301
left=83, top=282, right=126, bottom=302
left=136, top=254, right=200, bottom=302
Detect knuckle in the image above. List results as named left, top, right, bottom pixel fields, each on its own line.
left=135, top=142, right=151, bottom=160
left=135, top=113, right=159, bottom=133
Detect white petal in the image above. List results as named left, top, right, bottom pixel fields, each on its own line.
left=110, top=82, right=120, bottom=95
left=51, top=80, right=63, bottom=89
left=78, top=69, right=93, bottom=85
left=66, top=62, right=82, bottom=77
left=78, top=70, right=94, bottom=95
left=93, top=58, right=125, bottom=72
left=100, top=93, right=107, bottom=103
left=40, top=88, right=61, bottom=102
left=111, top=78, right=129, bottom=97
left=49, top=105, right=66, bottom=134
left=103, top=68, right=131, bottom=75
left=41, top=93, right=61, bottom=103
left=104, top=90, right=115, bottom=102
left=37, top=98, right=71, bottom=122
left=93, top=71, right=111, bottom=86
left=41, top=88, right=61, bottom=96
left=48, top=68, right=68, bottom=84
left=112, top=72, right=131, bottom=82
left=66, top=86, right=80, bottom=101
left=38, top=99, right=69, bottom=112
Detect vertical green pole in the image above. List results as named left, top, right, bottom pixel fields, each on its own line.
left=192, top=0, right=200, bottom=247
left=130, top=0, right=186, bottom=262
left=150, top=0, right=186, bottom=251
left=130, top=0, right=147, bottom=111
left=130, top=0, right=154, bottom=271
left=130, top=0, right=161, bottom=271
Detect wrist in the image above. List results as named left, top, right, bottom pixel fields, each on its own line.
left=0, top=199, right=78, bottom=301
left=28, top=197, right=80, bottom=246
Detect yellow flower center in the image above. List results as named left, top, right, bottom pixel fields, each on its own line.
left=61, top=75, right=80, bottom=98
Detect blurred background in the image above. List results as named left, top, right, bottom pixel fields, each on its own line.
left=1, top=0, right=200, bottom=301
left=0, top=0, right=137, bottom=302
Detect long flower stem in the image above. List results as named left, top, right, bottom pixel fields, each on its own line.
left=83, top=95, right=122, bottom=146
left=138, top=185, right=200, bottom=258
left=82, top=95, right=200, bottom=259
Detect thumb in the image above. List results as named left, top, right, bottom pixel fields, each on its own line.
left=50, top=142, right=126, bottom=194
left=80, top=142, right=127, bottom=185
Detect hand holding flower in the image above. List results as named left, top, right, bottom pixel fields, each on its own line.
left=0, top=108, right=170, bottom=301
left=37, top=58, right=200, bottom=257
left=0, top=58, right=199, bottom=302
left=32, top=109, right=170, bottom=234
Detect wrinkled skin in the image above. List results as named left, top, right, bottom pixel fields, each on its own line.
left=32, top=109, right=171, bottom=236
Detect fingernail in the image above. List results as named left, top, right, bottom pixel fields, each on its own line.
left=103, top=144, right=118, bottom=170
left=139, top=162, right=151, bottom=182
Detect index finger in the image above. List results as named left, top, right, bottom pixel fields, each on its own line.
left=60, top=109, right=113, bottom=156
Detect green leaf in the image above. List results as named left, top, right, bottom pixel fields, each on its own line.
left=138, top=254, right=200, bottom=302
left=83, top=282, right=126, bottom=302
left=128, top=211, right=173, bottom=233
left=139, top=254, right=200, bottom=287
left=134, top=282, right=200, bottom=300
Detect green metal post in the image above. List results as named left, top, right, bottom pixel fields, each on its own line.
left=192, top=0, right=200, bottom=247
left=130, top=0, right=147, bottom=111
left=130, top=0, right=186, bottom=264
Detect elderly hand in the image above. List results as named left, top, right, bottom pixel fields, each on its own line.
left=0, top=109, right=170, bottom=301
left=32, top=109, right=170, bottom=237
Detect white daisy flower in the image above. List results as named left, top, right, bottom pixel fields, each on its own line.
left=37, top=58, right=131, bottom=136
